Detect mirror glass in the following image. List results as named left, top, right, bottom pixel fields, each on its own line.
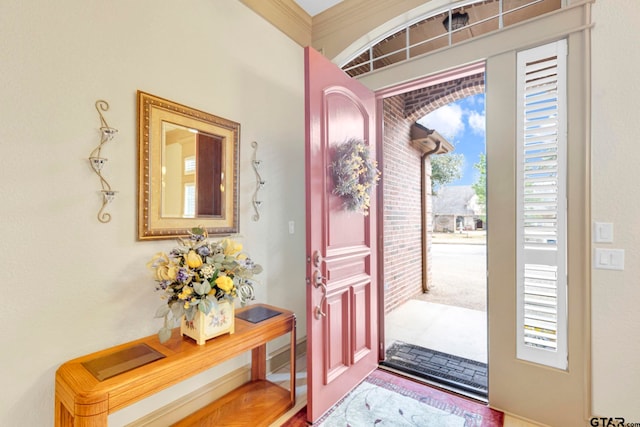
left=138, top=91, right=239, bottom=239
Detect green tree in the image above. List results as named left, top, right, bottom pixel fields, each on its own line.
left=472, top=152, right=486, bottom=209
left=430, top=153, right=464, bottom=194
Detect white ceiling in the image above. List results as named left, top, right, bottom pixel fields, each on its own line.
left=294, top=0, right=344, bottom=16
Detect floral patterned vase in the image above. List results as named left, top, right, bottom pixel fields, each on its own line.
left=180, top=300, right=235, bottom=345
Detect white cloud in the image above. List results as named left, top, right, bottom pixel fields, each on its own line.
left=468, top=110, right=486, bottom=135
left=418, top=104, right=464, bottom=141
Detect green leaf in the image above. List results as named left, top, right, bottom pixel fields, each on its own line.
left=158, top=327, right=172, bottom=343
left=198, top=298, right=213, bottom=315
left=170, top=301, right=185, bottom=319
left=252, top=264, right=263, bottom=275
left=185, top=306, right=196, bottom=322
left=203, top=281, right=212, bottom=295
left=193, top=282, right=206, bottom=295
left=155, top=304, right=170, bottom=318
left=431, top=153, right=464, bottom=194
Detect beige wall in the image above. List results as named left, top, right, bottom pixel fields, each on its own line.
left=590, top=0, right=640, bottom=418
left=0, top=1, right=305, bottom=425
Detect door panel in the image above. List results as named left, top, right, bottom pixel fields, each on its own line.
left=352, top=281, right=372, bottom=362
left=326, top=290, right=349, bottom=381
left=305, top=46, right=378, bottom=423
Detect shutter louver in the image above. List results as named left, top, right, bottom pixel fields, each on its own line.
left=516, top=40, right=568, bottom=370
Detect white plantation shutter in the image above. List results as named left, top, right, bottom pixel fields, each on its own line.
left=184, top=183, right=196, bottom=218
left=516, top=40, right=568, bottom=370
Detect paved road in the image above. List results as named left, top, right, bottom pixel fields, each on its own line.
left=414, top=243, right=487, bottom=311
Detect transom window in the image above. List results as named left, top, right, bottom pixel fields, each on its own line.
left=341, top=0, right=561, bottom=77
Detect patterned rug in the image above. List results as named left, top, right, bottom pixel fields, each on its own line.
left=281, top=369, right=503, bottom=426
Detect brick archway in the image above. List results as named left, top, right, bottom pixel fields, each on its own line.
left=404, top=72, right=485, bottom=122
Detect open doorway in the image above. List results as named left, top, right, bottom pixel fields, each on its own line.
left=377, top=68, right=488, bottom=401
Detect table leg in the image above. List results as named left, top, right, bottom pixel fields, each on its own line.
left=289, top=322, right=296, bottom=403
left=251, top=344, right=267, bottom=381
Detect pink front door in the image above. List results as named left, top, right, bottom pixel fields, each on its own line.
left=304, top=46, right=379, bottom=423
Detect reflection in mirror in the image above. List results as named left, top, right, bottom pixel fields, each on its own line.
left=161, top=123, right=225, bottom=218
left=138, top=91, right=239, bottom=240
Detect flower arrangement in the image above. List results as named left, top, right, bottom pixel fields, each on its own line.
left=331, top=138, right=381, bottom=215
left=147, top=227, right=262, bottom=343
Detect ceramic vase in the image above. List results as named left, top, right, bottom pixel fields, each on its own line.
left=180, top=300, right=235, bottom=345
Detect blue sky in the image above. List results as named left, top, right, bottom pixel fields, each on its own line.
left=417, top=93, right=486, bottom=186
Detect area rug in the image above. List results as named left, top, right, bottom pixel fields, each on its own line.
left=281, top=369, right=503, bottom=426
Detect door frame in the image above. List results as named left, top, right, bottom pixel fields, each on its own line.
left=373, top=62, right=487, bottom=362
left=361, top=8, right=591, bottom=423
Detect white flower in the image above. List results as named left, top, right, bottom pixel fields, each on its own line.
left=200, top=264, right=215, bottom=279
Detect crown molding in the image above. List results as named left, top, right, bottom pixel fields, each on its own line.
left=239, top=0, right=312, bottom=47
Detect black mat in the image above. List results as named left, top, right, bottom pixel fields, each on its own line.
left=82, top=343, right=166, bottom=381
left=236, top=306, right=282, bottom=323
left=382, top=341, right=488, bottom=398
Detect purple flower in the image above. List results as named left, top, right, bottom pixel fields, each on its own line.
left=177, top=267, right=190, bottom=283
left=197, top=245, right=211, bottom=257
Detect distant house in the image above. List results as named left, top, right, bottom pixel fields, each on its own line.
left=433, top=185, right=484, bottom=232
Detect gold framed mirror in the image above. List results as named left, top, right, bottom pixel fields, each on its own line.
left=137, top=91, right=239, bottom=240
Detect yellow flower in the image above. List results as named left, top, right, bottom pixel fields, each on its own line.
left=215, top=275, right=234, bottom=293
left=222, top=239, right=243, bottom=256
left=147, top=252, right=178, bottom=281
left=178, top=287, right=193, bottom=299
left=186, top=250, right=203, bottom=268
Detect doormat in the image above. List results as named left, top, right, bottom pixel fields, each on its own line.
left=382, top=341, right=488, bottom=398
left=280, top=369, right=502, bottom=426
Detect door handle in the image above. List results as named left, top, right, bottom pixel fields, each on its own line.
left=313, top=270, right=327, bottom=319
left=312, top=250, right=322, bottom=268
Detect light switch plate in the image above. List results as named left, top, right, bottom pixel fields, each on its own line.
left=594, top=222, right=614, bottom=243
left=594, top=248, right=625, bottom=270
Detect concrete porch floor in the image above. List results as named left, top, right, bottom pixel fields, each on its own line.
left=385, top=299, right=487, bottom=364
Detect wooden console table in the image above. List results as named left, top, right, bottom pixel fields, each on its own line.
left=55, top=304, right=296, bottom=426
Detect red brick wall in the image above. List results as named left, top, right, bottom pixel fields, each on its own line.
left=382, top=73, right=485, bottom=314
left=382, top=95, right=423, bottom=314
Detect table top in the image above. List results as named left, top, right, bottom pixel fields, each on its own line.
left=55, top=303, right=295, bottom=414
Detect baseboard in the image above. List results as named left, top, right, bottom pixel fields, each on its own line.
left=268, top=337, right=307, bottom=372
left=500, top=411, right=550, bottom=427
left=127, top=337, right=307, bottom=426
left=126, top=366, right=252, bottom=426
